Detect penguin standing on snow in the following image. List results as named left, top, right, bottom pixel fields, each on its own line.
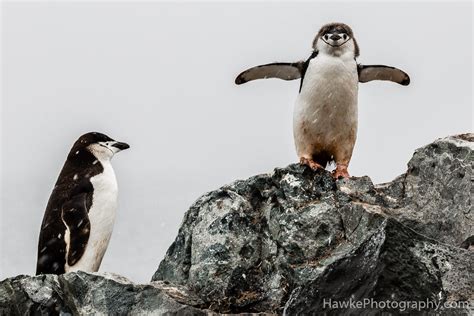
left=36, top=132, right=129, bottom=274
left=235, top=22, right=410, bottom=178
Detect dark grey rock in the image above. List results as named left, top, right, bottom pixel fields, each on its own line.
left=1, top=134, right=472, bottom=315
left=0, top=272, right=207, bottom=315
left=384, top=134, right=473, bottom=246
left=153, top=134, right=473, bottom=314
left=283, top=218, right=473, bottom=315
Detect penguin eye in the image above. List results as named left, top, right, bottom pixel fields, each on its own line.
left=343, top=34, right=348, bottom=40
left=324, top=34, right=329, bottom=40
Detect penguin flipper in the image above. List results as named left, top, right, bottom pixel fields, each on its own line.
left=235, top=62, right=304, bottom=84
left=62, top=192, right=91, bottom=266
left=358, top=64, right=410, bottom=85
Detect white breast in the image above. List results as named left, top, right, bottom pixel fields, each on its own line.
left=293, top=53, right=359, bottom=162
left=66, top=160, right=118, bottom=272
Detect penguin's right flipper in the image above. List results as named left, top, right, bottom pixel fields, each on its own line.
left=61, top=192, right=91, bottom=266
left=235, top=62, right=304, bottom=84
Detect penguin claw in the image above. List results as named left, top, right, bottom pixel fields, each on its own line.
left=299, top=157, right=324, bottom=170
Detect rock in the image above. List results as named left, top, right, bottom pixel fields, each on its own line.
left=153, top=134, right=473, bottom=314
left=1, top=134, right=472, bottom=315
left=0, top=272, right=207, bottom=315
left=382, top=134, right=473, bottom=246
left=284, top=218, right=473, bottom=315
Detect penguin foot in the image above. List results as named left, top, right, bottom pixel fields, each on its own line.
left=300, top=157, right=324, bottom=170
left=332, top=164, right=350, bottom=179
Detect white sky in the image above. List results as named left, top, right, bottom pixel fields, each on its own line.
left=1, top=1, right=472, bottom=282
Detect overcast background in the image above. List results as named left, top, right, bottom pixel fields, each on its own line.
left=1, top=1, right=472, bottom=282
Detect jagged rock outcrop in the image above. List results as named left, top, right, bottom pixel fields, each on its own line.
left=0, top=272, right=207, bottom=315
left=153, top=134, right=473, bottom=314
left=1, top=134, right=472, bottom=315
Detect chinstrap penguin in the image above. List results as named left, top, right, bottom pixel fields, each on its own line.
left=36, top=132, right=130, bottom=275
left=235, top=22, right=410, bottom=178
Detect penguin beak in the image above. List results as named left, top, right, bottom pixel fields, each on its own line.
left=111, top=142, right=130, bottom=151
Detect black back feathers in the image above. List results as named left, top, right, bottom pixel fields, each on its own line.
left=36, top=133, right=106, bottom=275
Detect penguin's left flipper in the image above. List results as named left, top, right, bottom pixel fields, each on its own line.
left=358, top=64, right=410, bottom=85
left=62, top=192, right=91, bottom=266
left=235, top=62, right=304, bottom=84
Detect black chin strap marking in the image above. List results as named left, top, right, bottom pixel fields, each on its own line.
left=321, top=38, right=350, bottom=48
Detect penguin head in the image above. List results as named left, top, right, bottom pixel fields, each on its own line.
left=313, top=23, right=359, bottom=58
left=72, top=132, right=130, bottom=161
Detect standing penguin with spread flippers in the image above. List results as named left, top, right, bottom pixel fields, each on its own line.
left=36, top=132, right=129, bottom=275
left=235, top=22, right=410, bottom=178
